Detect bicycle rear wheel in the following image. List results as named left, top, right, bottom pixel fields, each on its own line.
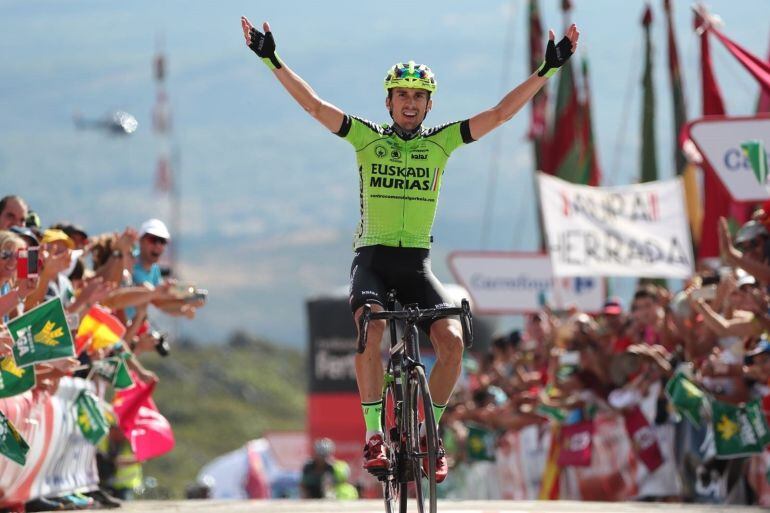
left=382, top=377, right=408, bottom=513
left=407, top=365, right=437, bottom=513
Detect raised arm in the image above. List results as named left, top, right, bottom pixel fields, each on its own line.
left=241, top=17, right=344, bottom=133
left=468, top=25, right=579, bottom=142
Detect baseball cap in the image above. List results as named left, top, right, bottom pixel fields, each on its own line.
left=55, top=223, right=88, bottom=240
left=9, top=226, right=39, bottom=245
left=745, top=336, right=770, bottom=362
left=735, top=220, right=768, bottom=246
left=736, top=269, right=757, bottom=288
left=139, top=218, right=171, bottom=240
left=41, top=229, right=75, bottom=249
left=603, top=297, right=623, bottom=315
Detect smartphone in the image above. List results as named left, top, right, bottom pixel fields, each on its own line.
left=183, top=288, right=208, bottom=303
left=559, top=350, right=580, bottom=366
left=691, top=284, right=717, bottom=301
left=17, top=247, right=39, bottom=279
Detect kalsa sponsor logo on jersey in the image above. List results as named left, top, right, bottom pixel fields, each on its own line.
left=411, top=154, right=428, bottom=160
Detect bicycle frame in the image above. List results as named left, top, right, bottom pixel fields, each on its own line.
left=357, top=290, right=473, bottom=513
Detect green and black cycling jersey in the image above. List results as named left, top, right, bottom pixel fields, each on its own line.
left=335, top=115, right=474, bottom=249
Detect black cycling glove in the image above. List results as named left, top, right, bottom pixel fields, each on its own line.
left=537, top=36, right=573, bottom=78
left=248, top=27, right=282, bottom=70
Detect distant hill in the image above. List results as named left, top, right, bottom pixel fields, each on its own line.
left=139, top=333, right=306, bottom=499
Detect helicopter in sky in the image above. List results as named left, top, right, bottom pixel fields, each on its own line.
left=73, top=110, right=138, bottom=135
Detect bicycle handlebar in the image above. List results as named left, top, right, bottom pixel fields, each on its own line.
left=356, top=300, right=474, bottom=353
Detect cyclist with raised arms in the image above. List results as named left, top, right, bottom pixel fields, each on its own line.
left=241, top=16, right=579, bottom=483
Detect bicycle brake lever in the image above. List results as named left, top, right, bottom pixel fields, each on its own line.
left=460, top=298, right=474, bottom=348
left=357, top=304, right=372, bottom=353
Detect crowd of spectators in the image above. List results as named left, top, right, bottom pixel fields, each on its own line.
left=9, top=184, right=770, bottom=506
left=0, top=194, right=206, bottom=512
left=438, top=210, right=770, bottom=504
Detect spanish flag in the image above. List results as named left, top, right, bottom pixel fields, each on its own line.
left=539, top=423, right=562, bottom=500
left=76, top=304, right=126, bottom=354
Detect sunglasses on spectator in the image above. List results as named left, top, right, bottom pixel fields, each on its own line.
left=738, top=239, right=761, bottom=251
left=0, top=250, right=15, bottom=260
left=144, top=234, right=168, bottom=245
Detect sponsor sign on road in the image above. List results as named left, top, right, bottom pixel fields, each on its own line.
left=688, top=115, right=770, bottom=202
left=307, top=296, right=358, bottom=393
left=447, top=252, right=604, bottom=314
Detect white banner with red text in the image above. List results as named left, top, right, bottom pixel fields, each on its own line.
left=538, top=174, right=694, bottom=278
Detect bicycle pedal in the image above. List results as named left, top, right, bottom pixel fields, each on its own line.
left=366, top=465, right=391, bottom=479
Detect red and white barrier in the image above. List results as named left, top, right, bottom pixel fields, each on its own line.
left=0, top=377, right=100, bottom=508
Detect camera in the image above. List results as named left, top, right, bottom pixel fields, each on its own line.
left=151, top=330, right=170, bottom=357
left=175, top=284, right=208, bottom=304
left=690, top=284, right=717, bottom=301
left=185, top=288, right=208, bottom=304
left=17, top=247, right=39, bottom=279
left=559, top=350, right=580, bottom=366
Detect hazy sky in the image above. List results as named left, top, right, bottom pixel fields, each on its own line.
left=1, top=0, right=769, bottom=345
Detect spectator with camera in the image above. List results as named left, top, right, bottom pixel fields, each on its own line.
left=689, top=270, right=764, bottom=342
left=720, top=217, right=770, bottom=285
left=0, top=231, right=37, bottom=324
left=131, top=219, right=206, bottom=319
left=133, top=219, right=168, bottom=289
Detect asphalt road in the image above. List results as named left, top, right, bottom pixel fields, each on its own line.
left=97, top=500, right=767, bottom=512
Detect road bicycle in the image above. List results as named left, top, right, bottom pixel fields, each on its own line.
left=357, top=290, right=473, bottom=513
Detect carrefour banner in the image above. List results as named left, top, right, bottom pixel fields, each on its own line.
left=447, top=252, right=604, bottom=314
left=688, top=115, right=770, bottom=202
left=538, top=174, right=694, bottom=278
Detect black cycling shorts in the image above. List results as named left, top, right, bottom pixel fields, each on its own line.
left=348, top=245, right=454, bottom=333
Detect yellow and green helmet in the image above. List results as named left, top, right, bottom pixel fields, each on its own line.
left=384, top=60, right=437, bottom=94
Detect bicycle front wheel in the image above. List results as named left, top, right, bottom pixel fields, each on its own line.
left=407, top=365, right=437, bottom=513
